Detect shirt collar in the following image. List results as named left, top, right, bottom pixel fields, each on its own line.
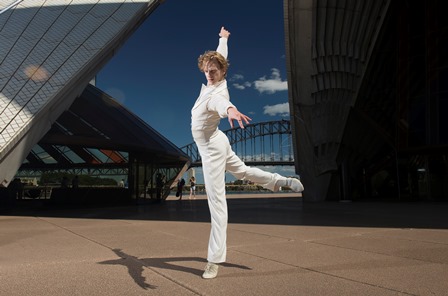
left=204, top=79, right=226, bottom=89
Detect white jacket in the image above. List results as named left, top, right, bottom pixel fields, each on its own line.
left=191, top=38, right=234, bottom=143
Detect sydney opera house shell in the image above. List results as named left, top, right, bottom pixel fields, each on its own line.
left=285, top=0, right=448, bottom=201
left=0, top=0, right=189, bottom=202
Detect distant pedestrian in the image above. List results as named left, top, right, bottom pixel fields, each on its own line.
left=177, top=178, right=185, bottom=200
left=8, top=178, right=22, bottom=202
left=189, top=176, right=196, bottom=199
left=72, top=176, right=79, bottom=188
left=156, top=173, right=164, bottom=200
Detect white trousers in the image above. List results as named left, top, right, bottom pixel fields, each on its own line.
left=196, top=130, right=287, bottom=263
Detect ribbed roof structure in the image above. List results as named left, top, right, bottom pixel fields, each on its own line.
left=285, top=0, right=448, bottom=201
left=0, top=0, right=164, bottom=186
left=19, top=84, right=189, bottom=172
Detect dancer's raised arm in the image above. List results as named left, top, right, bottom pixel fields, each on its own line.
left=216, top=26, right=230, bottom=59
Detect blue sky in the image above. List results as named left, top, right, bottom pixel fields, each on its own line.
left=96, top=0, right=296, bottom=181
left=97, top=0, right=290, bottom=147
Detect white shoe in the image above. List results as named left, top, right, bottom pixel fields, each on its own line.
left=202, top=263, right=219, bottom=279
left=287, top=178, right=304, bottom=192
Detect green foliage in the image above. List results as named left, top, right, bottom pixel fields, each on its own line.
left=40, top=172, right=117, bottom=186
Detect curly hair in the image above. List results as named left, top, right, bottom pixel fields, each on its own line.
left=197, top=51, right=229, bottom=76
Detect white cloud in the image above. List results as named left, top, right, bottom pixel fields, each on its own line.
left=230, top=74, right=244, bottom=81
left=230, top=69, right=288, bottom=93
left=233, top=81, right=252, bottom=90
left=253, top=68, right=288, bottom=94
left=263, top=102, right=290, bottom=116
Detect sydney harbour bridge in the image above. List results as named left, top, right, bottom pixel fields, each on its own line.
left=181, top=120, right=294, bottom=167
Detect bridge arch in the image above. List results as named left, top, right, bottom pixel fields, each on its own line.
left=181, top=120, right=294, bottom=167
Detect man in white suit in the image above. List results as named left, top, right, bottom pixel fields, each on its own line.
left=191, top=26, right=304, bottom=279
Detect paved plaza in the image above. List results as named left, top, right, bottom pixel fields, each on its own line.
left=1, top=193, right=448, bottom=295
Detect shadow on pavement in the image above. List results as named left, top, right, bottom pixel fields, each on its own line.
left=98, top=249, right=251, bottom=290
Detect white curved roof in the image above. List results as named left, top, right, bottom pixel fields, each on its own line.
left=0, top=0, right=161, bottom=186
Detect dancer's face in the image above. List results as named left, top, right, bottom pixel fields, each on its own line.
left=203, top=61, right=225, bottom=86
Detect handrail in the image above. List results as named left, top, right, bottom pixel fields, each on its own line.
left=0, top=0, right=24, bottom=16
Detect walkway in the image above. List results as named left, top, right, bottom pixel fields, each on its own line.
left=1, top=193, right=447, bottom=295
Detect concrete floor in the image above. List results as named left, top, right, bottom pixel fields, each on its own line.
left=1, top=193, right=447, bottom=295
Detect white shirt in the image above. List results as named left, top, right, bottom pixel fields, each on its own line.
left=191, top=38, right=234, bottom=143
